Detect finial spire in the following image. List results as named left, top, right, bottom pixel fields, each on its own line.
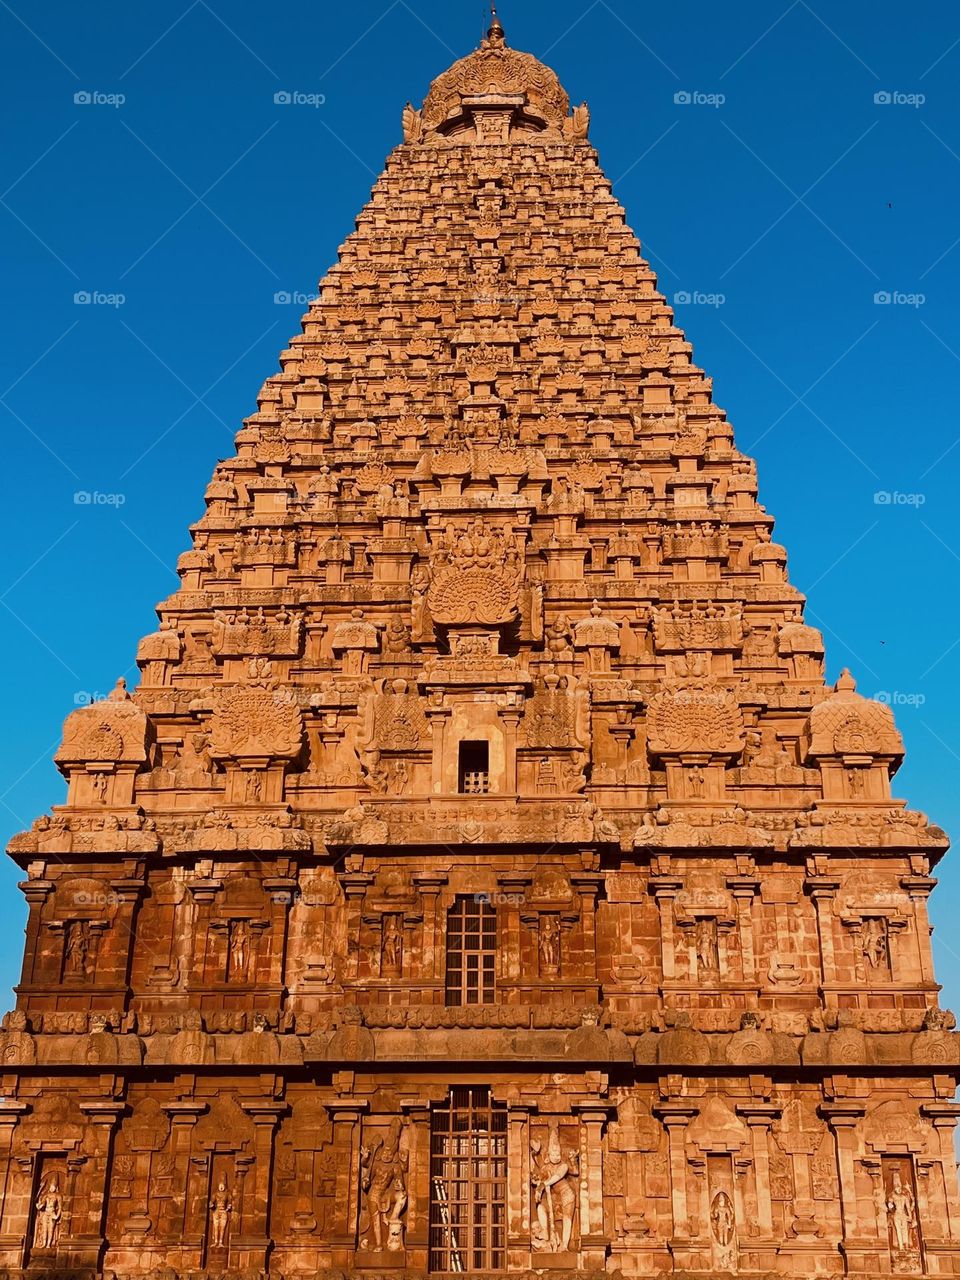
left=488, top=0, right=505, bottom=43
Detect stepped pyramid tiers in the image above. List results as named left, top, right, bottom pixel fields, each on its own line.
left=3, top=16, right=957, bottom=1280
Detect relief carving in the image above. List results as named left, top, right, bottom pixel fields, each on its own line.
left=359, top=1118, right=408, bottom=1252
left=531, top=1122, right=580, bottom=1253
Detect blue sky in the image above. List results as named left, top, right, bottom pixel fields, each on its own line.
left=1, top=1, right=959, bottom=1008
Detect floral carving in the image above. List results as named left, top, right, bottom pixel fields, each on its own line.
left=209, top=686, right=302, bottom=760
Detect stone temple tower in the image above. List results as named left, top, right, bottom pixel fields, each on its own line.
left=3, top=16, right=957, bottom=1280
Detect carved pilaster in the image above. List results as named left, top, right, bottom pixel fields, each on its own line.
left=650, top=876, right=683, bottom=983
left=324, top=1096, right=368, bottom=1257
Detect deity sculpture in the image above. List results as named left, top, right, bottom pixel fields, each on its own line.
left=229, top=921, right=250, bottom=981
left=360, top=1118, right=408, bottom=1252
left=209, top=1179, right=233, bottom=1248
left=710, top=1190, right=736, bottom=1267
left=531, top=1124, right=579, bottom=1252
left=695, top=918, right=719, bottom=972
left=382, top=916, right=403, bottom=971
left=33, top=1175, right=63, bottom=1249
left=863, top=917, right=889, bottom=970
left=887, top=1169, right=918, bottom=1254
left=64, top=920, right=91, bottom=977
left=539, top=915, right=560, bottom=971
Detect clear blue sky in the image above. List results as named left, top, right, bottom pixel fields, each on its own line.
left=2, top=1, right=959, bottom=1009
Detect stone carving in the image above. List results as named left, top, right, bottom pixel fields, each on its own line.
left=55, top=678, right=149, bottom=778
left=421, top=23, right=570, bottom=138
left=710, top=1190, right=736, bottom=1268
left=887, top=1167, right=920, bottom=1264
left=33, top=1175, right=63, bottom=1249
left=564, top=102, right=590, bottom=141
left=381, top=914, right=403, bottom=972
left=646, top=684, right=743, bottom=757
left=1, top=15, right=955, bottom=1279
left=805, top=669, right=904, bottom=760
left=64, top=919, right=92, bottom=977
left=211, top=607, right=302, bottom=657
left=863, top=916, right=889, bottom=969
left=653, top=601, right=744, bottom=652
left=531, top=1123, right=579, bottom=1252
left=426, top=518, right=524, bottom=626
left=209, top=1180, right=233, bottom=1248
left=572, top=602, right=621, bottom=671
left=696, top=917, right=719, bottom=971
left=0, top=1009, right=35, bottom=1064
left=360, top=1118, right=408, bottom=1252
left=402, top=102, right=423, bottom=144
left=209, top=685, right=302, bottom=760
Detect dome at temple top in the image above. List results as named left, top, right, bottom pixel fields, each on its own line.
left=419, top=17, right=576, bottom=142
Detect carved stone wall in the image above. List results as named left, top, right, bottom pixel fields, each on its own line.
left=2, top=14, right=955, bottom=1280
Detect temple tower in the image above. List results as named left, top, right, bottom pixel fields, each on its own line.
left=3, top=17, right=956, bottom=1280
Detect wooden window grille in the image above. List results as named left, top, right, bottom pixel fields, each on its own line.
left=445, top=896, right=497, bottom=1006
left=429, top=1085, right=507, bottom=1272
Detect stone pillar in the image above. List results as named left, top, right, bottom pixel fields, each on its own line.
left=162, top=1101, right=207, bottom=1262
left=504, top=1102, right=534, bottom=1266
left=498, top=874, right=532, bottom=985
left=325, top=1097, right=368, bottom=1258
left=921, top=1103, right=960, bottom=1241
left=903, top=875, right=937, bottom=988
left=727, top=875, right=759, bottom=985
left=339, top=872, right=374, bottom=982
left=499, top=705, right=522, bottom=793
left=106, top=876, right=145, bottom=984
left=0, top=1101, right=29, bottom=1267
left=236, top=1101, right=286, bottom=1269
left=653, top=1101, right=699, bottom=1245
left=412, top=872, right=447, bottom=987
left=806, top=877, right=840, bottom=999
left=17, top=872, right=53, bottom=989
left=572, top=1101, right=612, bottom=1267
left=425, top=705, right=451, bottom=795
left=737, top=1104, right=780, bottom=1242
left=400, top=1098, right=432, bottom=1266
left=76, top=1101, right=125, bottom=1263
left=821, top=1103, right=866, bottom=1251
left=571, top=874, right=602, bottom=983
left=650, top=877, right=683, bottom=983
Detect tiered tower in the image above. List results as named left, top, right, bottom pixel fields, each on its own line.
left=4, top=17, right=957, bottom=1280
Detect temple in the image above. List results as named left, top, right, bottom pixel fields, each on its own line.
left=3, top=16, right=958, bottom=1280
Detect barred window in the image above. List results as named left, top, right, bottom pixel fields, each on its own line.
left=445, top=896, right=496, bottom=1006
left=429, top=1086, right=507, bottom=1272
left=458, top=741, right=490, bottom=794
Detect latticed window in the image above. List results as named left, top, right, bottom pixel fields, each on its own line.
left=445, top=896, right=497, bottom=1006
left=458, top=741, right=489, bottom=794
left=429, top=1086, right=508, bottom=1272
